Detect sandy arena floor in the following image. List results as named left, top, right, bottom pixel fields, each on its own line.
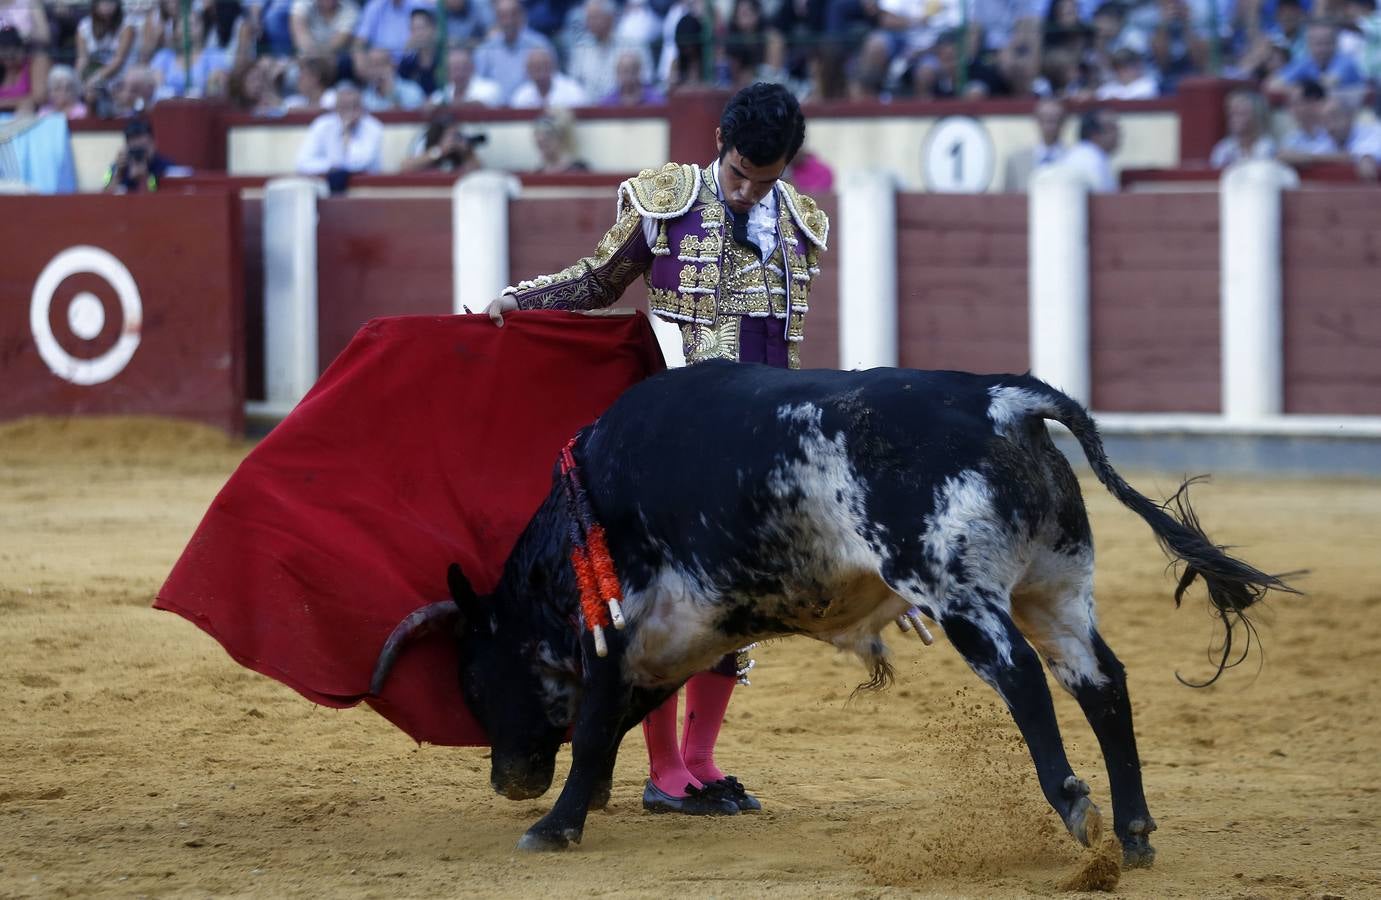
left=2, top=417, right=1379, bottom=899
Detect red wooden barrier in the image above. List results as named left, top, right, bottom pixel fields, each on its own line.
left=1089, top=192, right=1221, bottom=413
left=0, top=193, right=244, bottom=432
left=895, top=193, right=1029, bottom=374
left=1281, top=190, right=1381, bottom=415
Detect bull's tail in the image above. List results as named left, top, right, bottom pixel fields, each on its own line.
left=369, top=600, right=459, bottom=696
left=1022, top=380, right=1301, bottom=686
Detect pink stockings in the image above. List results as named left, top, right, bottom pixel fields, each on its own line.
left=641, top=670, right=737, bottom=796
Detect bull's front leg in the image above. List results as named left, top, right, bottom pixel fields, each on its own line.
left=517, top=634, right=670, bottom=851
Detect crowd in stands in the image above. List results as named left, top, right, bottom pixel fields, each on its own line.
left=3, top=0, right=1380, bottom=185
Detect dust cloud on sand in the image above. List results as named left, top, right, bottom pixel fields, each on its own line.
left=3, top=417, right=1380, bottom=898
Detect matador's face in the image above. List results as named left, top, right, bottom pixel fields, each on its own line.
left=715, top=129, right=787, bottom=216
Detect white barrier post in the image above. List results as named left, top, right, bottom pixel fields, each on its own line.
left=261, top=176, right=327, bottom=415
left=452, top=170, right=520, bottom=315
left=1028, top=165, right=1091, bottom=406
left=838, top=169, right=898, bottom=370
left=1220, top=160, right=1298, bottom=422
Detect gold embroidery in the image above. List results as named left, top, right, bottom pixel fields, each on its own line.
left=683, top=317, right=741, bottom=365
left=777, top=181, right=829, bottom=249
left=509, top=205, right=647, bottom=310
left=621, top=162, right=700, bottom=218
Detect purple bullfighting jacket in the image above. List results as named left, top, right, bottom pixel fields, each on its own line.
left=504, top=162, right=830, bottom=369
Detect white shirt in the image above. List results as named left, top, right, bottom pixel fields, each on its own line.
left=1095, top=74, right=1159, bottom=101
left=1060, top=141, right=1117, bottom=193
left=638, top=161, right=780, bottom=257
left=509, top=74, right=589, bottom=109
left=1209, top=135, right=1276, bottom=168
left=428, top=76, right=503, bottom=107
left=295, top=111, right=384, bottom=175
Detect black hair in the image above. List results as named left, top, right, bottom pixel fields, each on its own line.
left=1298, top=77, right=1326, bottom=101
left=411, top=7, right=436, bottom=23
left=718, top=82, right=805, bottom=166
left=0, top=24, right=23, bottom=49
left=124, top=116, right=154, bottom=138
left=1078, top=107, right=1107, bottom=141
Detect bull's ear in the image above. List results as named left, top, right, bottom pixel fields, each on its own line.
left=447, top=563, right=479, bottom=619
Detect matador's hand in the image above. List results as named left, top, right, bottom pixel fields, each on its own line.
left=486, top=294, right=518, bottom=327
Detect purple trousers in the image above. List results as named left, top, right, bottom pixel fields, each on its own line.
left=736, top=316, right=790, bottom=369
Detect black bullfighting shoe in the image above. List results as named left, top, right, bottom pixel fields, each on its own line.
left=704, top=775, right=762, bottom=812
left=642, top=780, right=740, bottom=815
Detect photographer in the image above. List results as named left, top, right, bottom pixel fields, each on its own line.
left=399, top=110, right=486, bottom=175
left=102, top=117, right=175, bottom=194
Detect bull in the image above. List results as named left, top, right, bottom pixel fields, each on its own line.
left=372, top=360, right=1293, bottom=863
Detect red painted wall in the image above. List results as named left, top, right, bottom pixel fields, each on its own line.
left=315, top=197, right=453, bottom=369
left=1281, top=190, right=1381, bottom=415
left=0, top=193, right=244, bottom=432
left=1089, top=193, right=1221, bottom=413
left=896, top=193, right=1029, bottom=374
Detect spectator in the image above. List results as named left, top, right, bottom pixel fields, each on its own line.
left=0, top=0, right=51, bottom=45
left=770, top=0, right=830, bottom=81
left=360, top=43, right=424, bottom=108
left=396, top=7, right=440, bottom=94
left=428, top=44, right=501, bottom=105
left=526, top=0, right=580, bottom=38
left=353, top=0, right=417, bottom=64
left=1210, top=88, right=1276, bottom=166
left=283, top=52, right=337, bottom=107
left=531, top=108, right=588, bottom=172
left=103, top=116, right=174, bottom=193
left=145, top=0, right=204, bottom=97
left=40, top=63, right=87, bottom=117
left=1320, top=94, right=1381, bottom=178
left=910, top=26, right=999, bottom=97
left=509, top=45, right=588, bottom=107
left=121, top=61, right=160, bottom=110
left=474, top=0, right=554, bottom=103
left=1146, top=0, right=1208, bottom=93
left=1041, top=43, right=1091, bottom=97
left=1339, top=0, right=1381, bottom=83
left=189, top=0, right=256, bottom=98
left=295, top=80, right=382, bottom=188
left=1061, top=106, right=1121, bottom=192
left=986, top=32, right=1050, bottom=97
left=1271, top=20, right=1367, bottom=94
left=567, top=0, right=653, bottom=101
left=848, top=29, right=895, bottom=99
left=616, top=0, right=660, bottom=52
left=1278, top=78, right=1334, bottom=155
left=1096, top=46, right=1159, bottom=97
left=290, top=0, right=359, bottom=68
left=1045, top=0, right=1093, bottom=55
left=970, top=0, right=1042, bottom=54
left=0, top=23, right=45, bottom=112
left=666, top=12, right=710, bottom=92
left=437, top=0, right=492, bottom=46
left=879, top=0, right=963, bottom=61
left=724, top=0, right=787, bottom=77
left=1004, top=97, right=1068, bottom=191
left=228, top=56, right=287, bottom=113
left=399, top=107, right=486, bottom=172
left=785, top=144, right=834, bottom=192
left=599, top=47, right=664, bottom=105
left=77, top=0, right=136, bottom=88
left=1265, top=0, right=1308, bottom=57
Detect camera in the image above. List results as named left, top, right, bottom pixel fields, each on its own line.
left=128, top=146, right=149, bottom=164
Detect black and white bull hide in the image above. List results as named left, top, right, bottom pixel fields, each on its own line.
left=372, top=360, right=1293, bottom=862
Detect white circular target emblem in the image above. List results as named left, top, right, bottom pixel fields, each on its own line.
left=30, top=246, right=143, bottom=385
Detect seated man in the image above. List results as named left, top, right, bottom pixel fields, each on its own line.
left=102, top=117, right=176, bottom=194
left=295, top=80, right=383, bottom=191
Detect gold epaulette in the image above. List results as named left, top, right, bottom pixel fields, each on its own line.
left=619, top=162, right=701, bottom=220
left=777, top=181, right=829, bottom=250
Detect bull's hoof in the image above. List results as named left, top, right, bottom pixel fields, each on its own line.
left=1119, top=816, right=1157, bottom=868
left=516, top=826, right=580, bottom=852
left=1061, top=778, right=1102, bottom=847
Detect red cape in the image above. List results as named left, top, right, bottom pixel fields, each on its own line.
left=155, top=312, right=665, bottom=746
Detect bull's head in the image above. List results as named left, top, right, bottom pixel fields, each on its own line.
left=448, top=564, right=566, bottom=801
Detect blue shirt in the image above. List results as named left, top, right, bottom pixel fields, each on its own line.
left=1277, top=52, right=1367, bottom=90
left=473, top=29, right=555, bottom=104
left=354, top=0, right=420, bottom=57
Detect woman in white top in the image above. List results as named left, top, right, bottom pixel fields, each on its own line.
left=76, top=0, right=136, bottom=87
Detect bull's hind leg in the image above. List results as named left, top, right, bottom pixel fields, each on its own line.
left=1012, top=578, right=1157, bottom=867
left=939, top=595, right=1103, bottom=848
